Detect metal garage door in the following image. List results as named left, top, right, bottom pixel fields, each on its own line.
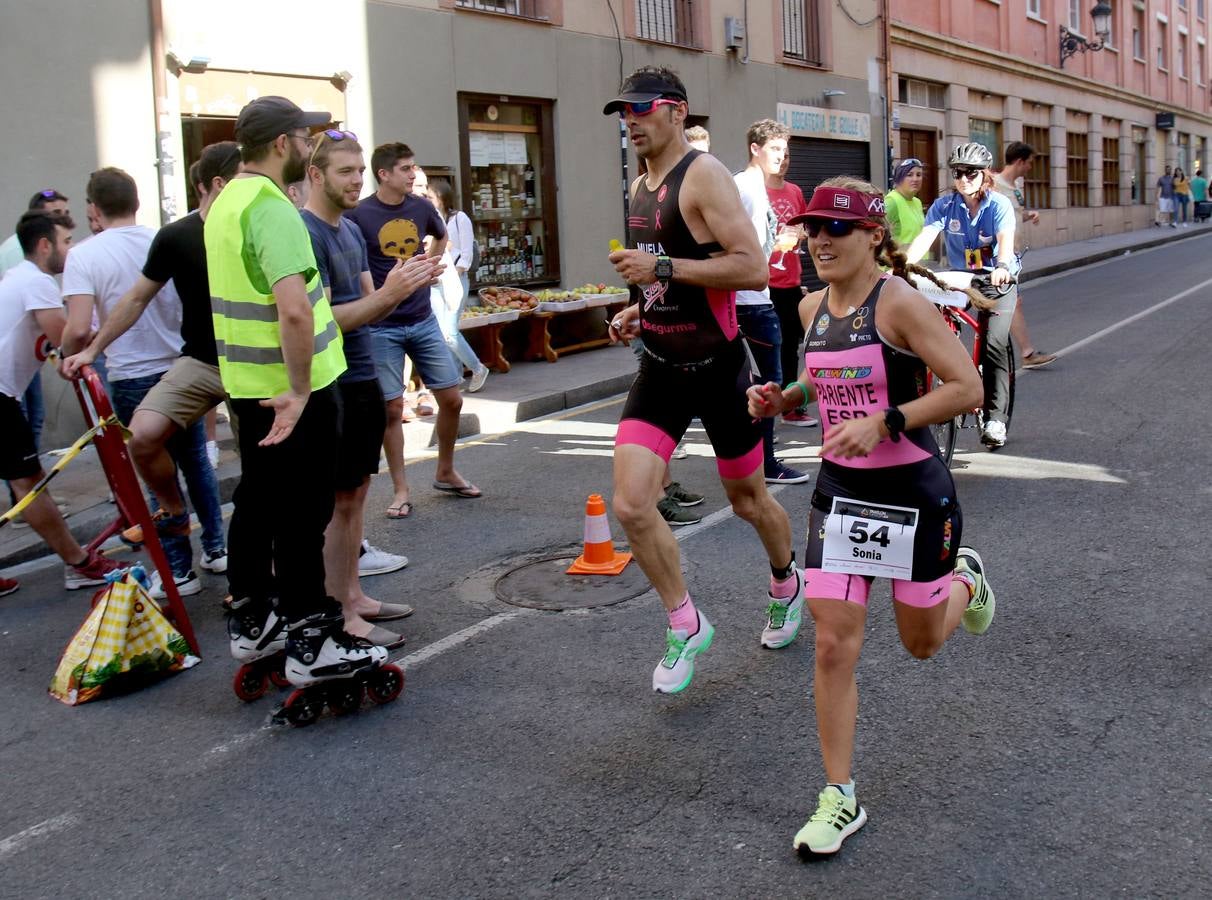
left=786, top=137, right=871, bottom=290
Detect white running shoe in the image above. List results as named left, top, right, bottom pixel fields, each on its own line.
left=148, top=569, right=203, bottom=600
left=200, top=549, right=228, bottom=573
left=358, top=541, right=409, bottom=577
left=980, top=419, right=1007, bottom=448
left=761, top=567, right=805, bottom=649
left=467, top=365, right=490, bottom=393
left=652, top=610, right=714, bottom=694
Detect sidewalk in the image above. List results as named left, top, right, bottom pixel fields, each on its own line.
left=2, top=221, right=1206, bottom=571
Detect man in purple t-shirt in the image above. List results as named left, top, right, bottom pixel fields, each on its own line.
left=344, top=142, right=482, bottom=512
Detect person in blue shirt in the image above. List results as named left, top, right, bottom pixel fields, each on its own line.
left=905, top=143, right=1018, bottom=449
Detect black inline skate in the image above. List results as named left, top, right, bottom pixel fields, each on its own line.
left=225, top=595, right=290, bottom=701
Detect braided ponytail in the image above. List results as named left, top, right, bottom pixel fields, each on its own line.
left=878, top=230, right=993, bottom=310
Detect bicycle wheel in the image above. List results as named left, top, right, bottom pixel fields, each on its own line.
left=928, top=373, right=959, bottom=467
left=1004, top=335, right=1016, bottom=429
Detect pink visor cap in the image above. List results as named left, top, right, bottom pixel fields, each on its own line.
left=789, top=187, right=887, bottom=224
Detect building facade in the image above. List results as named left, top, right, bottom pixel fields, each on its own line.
left=890, top=0, right=1212, bottom=246
left=2, top=0, right=887, bottom=444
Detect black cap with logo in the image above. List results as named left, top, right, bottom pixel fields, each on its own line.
left=235, top=96, right=331, bottom=148
left=602, top=70, right=688, bottom=115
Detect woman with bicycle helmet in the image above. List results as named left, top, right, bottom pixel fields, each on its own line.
left=747, top=176, right=993, bottom=859
left=905, top=142, right=1018, bottom=448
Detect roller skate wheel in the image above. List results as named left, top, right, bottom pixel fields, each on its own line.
left=232, top=664, right=270, bottom=702
left=282, top=689, right=324, bottom=727
left=268, top=668, right=291, bottom=689
left=326, top=680, right=366, bottom=716
left=366, top=664, right=405, bottom=704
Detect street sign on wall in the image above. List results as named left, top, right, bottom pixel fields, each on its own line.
left=777, top=103, right=871, bottom=143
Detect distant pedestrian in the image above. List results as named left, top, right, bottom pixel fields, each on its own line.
left=1173, top=167, right=1191, bottom=227
left=884, top=158, right=925, bottom=249
left=684, top=125, right=710, bottom=152
left=1156, top=166, right=1176, bottom=227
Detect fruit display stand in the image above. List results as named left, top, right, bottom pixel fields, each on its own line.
left=522, top=293, right=629, bottom=363
left=459, top=308, right=520, bottom=373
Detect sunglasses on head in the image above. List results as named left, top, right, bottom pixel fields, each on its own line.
left=39, top=189, right=59, bottom=199
left=619, top=98, right=681, bottom=118
left=805, top=219, right=879, bottom=238
left=952, top=166, right=983, bottom=180
left=901, top=158, right=923, bottom=169
left=322, top=129, right=357, bottom=142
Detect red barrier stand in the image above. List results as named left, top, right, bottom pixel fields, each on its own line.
left=72, top=365, right=200, bottom=657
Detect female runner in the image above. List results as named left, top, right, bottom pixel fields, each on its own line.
left=748, top=176, right=996, bottom=858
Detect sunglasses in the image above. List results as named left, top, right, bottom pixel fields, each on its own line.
left=952, top=167, right=983, bottom=180
left=39, top=189, right=60, bottom=199
left=900, top=158, right=923, bottom=169
left=804, top=219, right=880, bottom=238
left=322, top=129, right=357, bottom=142
left=618, top=98, right=681, bottom=118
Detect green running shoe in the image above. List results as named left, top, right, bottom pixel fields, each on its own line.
left=761, top=567, right=804, bottom=649
left=957, top=546, right=996, bottom=635
left=793, top=785, right=867, bottom=858
left=652, top=611, right=714, bottom=694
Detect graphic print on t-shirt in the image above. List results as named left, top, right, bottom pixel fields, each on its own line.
left=378, top=219, right=421, bottom=259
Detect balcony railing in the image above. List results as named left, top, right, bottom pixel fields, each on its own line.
left=782, top=0, right=823, bottom=66
left=455, top=0, right=544, bottom=20
left=636, top=0, right=698, bottom=49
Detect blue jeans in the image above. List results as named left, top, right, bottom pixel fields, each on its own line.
left=110, top=372, right=225, bottom=575
left=372, top=314, right=463, bottom=400
left=737, top=304, right=782, bottom=472
left=18, top=371, right=44, bottom=451
left=432, top=281, right=483, bottom=373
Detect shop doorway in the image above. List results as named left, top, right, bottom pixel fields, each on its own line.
left=899, top=127, right=938, bottom=204
left=785, top=136, right=871, bottom=290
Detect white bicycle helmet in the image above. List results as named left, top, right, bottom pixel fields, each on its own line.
left=949, top=142, right=994, bottom=169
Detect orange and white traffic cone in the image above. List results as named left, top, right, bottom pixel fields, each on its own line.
left=566, top=493, right=632, bottom=575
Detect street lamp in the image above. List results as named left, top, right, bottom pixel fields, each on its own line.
left=1059, top=1, right=1114, bottom=67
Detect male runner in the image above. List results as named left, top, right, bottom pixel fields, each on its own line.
left=207, top=95, right=383, bottom=684
left=604, top=66, right=803, bottom=693
left=302, top=131, right=438, bottom=646
left=61, top=146, right=240, bottom=540
left=0, top=211, right=122, bottom=591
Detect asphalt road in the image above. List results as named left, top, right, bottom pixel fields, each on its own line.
left=2, top=236, right=1210, bottom=898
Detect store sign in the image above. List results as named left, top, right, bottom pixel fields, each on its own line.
left=1156, top=111, right=1175, bottom=130
left=777, top=103, right=871, bottom=143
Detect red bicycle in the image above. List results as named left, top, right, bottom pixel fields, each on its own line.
left=910, top=268, right=1017, bottom=467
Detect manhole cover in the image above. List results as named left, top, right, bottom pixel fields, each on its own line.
left=494, top=555, right=651, bottom=611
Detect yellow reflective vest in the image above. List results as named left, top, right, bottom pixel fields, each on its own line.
left=205, top=176, right=345, bottom=399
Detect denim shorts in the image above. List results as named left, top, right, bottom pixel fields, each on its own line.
left=372, top=314, right=462, bottom=400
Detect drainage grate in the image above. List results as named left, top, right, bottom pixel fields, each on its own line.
left=493, top=554, right=651, bottom=611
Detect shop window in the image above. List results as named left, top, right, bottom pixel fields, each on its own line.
left=969, top=119, right=1001, bottom=163
left=897, top=77, right=946, bottom=109
left=1103, top=137, right=1121, bottom=206
left=1023, top=125, right=1052, bottom=209
left=1067, top=132, right=1089, bottom=207
left=636, top=0, right=699, bottom=48
left=1132, top=129, right=1147, bottom=202
left=782, top=0, right=824, bottom=66
left=458, top=94, right=558, bottom=288
left=454, top=0, right=546, bottom=19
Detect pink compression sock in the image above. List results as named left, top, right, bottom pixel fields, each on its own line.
left=770, top=572, right=798, bottom=600
left=668, top=593, right=698, bottom=634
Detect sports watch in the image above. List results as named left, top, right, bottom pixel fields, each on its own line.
left=883, top=407, right=905, bottom=442
left=654, top=255, right=674, bottom=283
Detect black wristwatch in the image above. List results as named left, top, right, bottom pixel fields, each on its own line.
left=654, top=255, right=674, bottom=283
left=883, top=407, right=905, bottom=442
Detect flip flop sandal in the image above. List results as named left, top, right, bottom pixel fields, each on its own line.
left=386, top=501, right=413, bottom=519
left=432, top=480, right=483, bottom=499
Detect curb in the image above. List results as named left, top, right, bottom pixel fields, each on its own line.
left=1019, top=226, right=1210, bottom=283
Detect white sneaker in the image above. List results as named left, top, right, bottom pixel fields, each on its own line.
left=980, top=419, right=1007, bottom=448
left=148, top=569, right=203, bottom=600
left=206, top=440, right=219, bottom=469
left=793, top=785, right=868, bottom=857
left=467, top=365, right=490, bottom=393
left=761, top=567, right=805, bottom=649
left=284, top=616, right=388, bottom=688
left=200, top=549, right=228, bottom=573
left=358, top=540, right=409, bottom=577
left=652, top=609, right=714, bottom=693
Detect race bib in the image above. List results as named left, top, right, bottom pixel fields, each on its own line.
left=821, top=497, right=919, bottom=580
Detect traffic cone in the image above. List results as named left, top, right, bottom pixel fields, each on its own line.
left=567, top=494, right=632, bottom=575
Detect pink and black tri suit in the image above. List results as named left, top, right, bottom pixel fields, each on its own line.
left=615, top=150, right=764, bottom=479
left=802, top=276, right=963, bottom=607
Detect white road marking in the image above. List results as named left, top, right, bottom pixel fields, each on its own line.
left=1050, top=274, right=1212, bottom=360
left=390, top=611, right=530, bottom=670
left=0, top=813, right=80, bottom=862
